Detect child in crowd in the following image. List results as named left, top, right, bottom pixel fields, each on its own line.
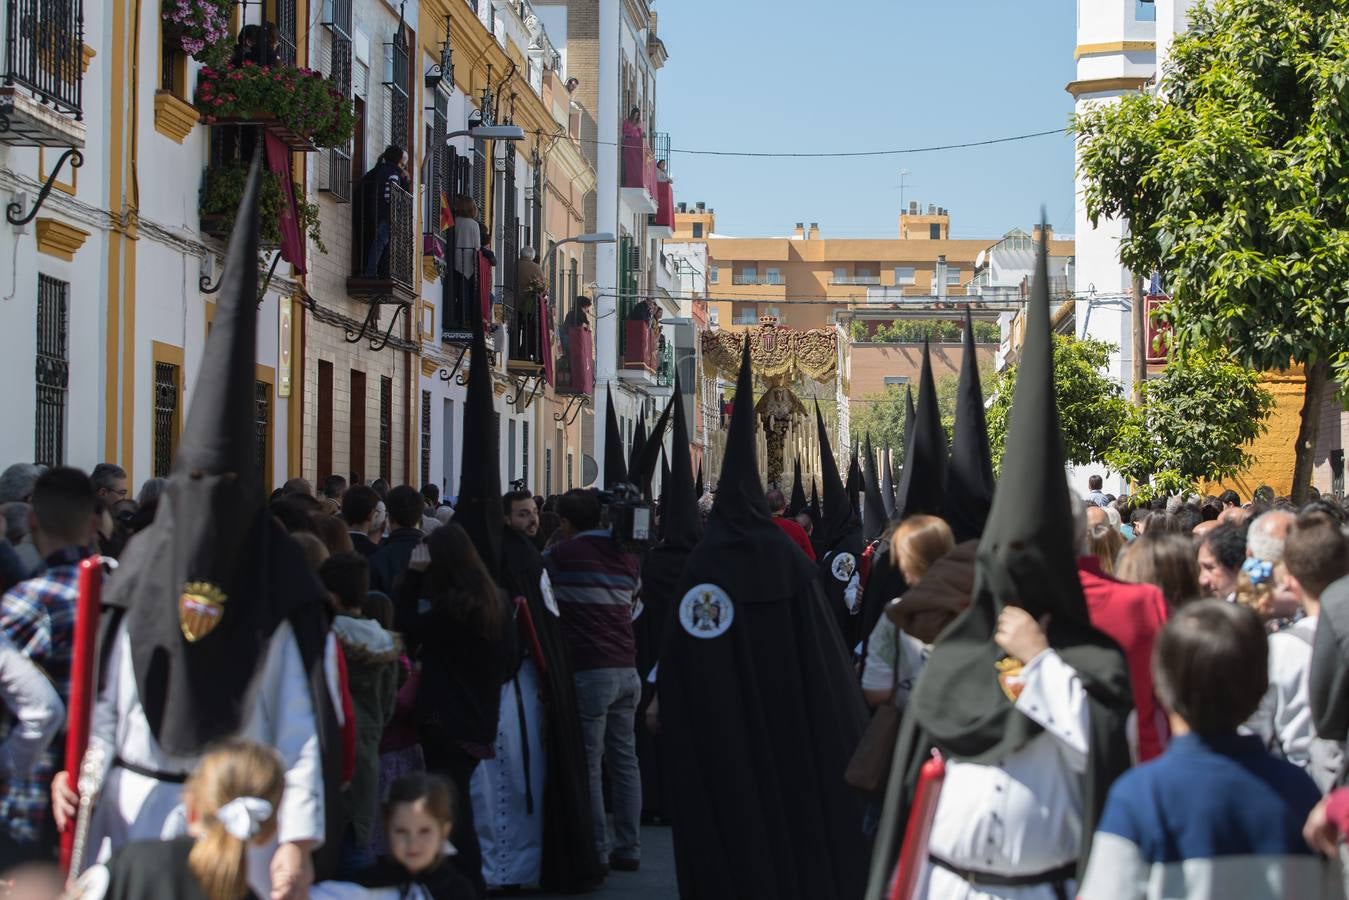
left=311, top=774, right=476, bottom=900
left=66, top=740, right=285, bottom=900
left=319, top=553, right=400, bottom=876
left=1080, top=601, right=1339, bottom=899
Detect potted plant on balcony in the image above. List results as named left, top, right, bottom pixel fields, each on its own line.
left=200, top=163, right=325, bottom=253
left=196, top=61, right=356, bottom=150
left=162, top=0, right=232, bottom=66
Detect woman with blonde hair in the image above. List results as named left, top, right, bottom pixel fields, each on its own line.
left=860, top=515, right=955, bottom=709
left=68, top=740, right=285, bottom=899
left=1116, top=532, right=1202, bottom=610
left=1086, top=522, right=1125, bottom=576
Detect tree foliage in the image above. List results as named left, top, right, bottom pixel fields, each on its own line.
left=1104, top=352, right=1274, bottom=499
left=849, top=359, right=995, bottom=456
left=1074, top=0, right=1349, bottom=498
left=987, top=336, right=1130, bottom=472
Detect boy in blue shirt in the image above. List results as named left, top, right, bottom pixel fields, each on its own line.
left=1080, top=600, right=1342, bottom=899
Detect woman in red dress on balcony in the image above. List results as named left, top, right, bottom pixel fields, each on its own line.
left=622, top=107, right=645, bottom=185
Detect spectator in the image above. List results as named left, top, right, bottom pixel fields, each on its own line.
left=320, top=553, right=399, bottom=876
left=323, top=475, right=349, bottom=504
left=1074, top=494, right=1171, bottom=762
left=1248, top=509, right=1297, bottom=563
left=565, top=295, right=594, bottom=331
left=370, top=479, right=391, bottom=503
left=1086, top=522, right=1124, bottom=577
left=90, top=463, right=128, bottom=507
left=360, top=146, right=411, bottom=278
left=1086, top=474, right=1109, bottom=508
left=282, top=477, right=314, bottom=498
left=1197, top=523, right=1245, bottom=600
left=860, top=515, right=955, bottom=710
left=1172, top=505, right=1203, bottom=535
left=420, top=485, right=443, bottom=535
left=1079, top=601, right=1329, bottom=898
left=135, top=478, right=166, bottom=508
left=0, top=628, right=64, bottom=781
left=311, top=514, right=355, bottom=557
left=0, top=464, right=42, bottom=506
left=270, top=494, right=321, bottom=534
left=1219, top=489, right=1241, bottom=510
left=544, top=489, right=644, bottom=872
left=347, top=774, right=477, bottom=899
left=0, top=467, right=95, bottom=856
left=0, top=541, right=25, bottom=596
left=368, top=486, right=425, bottom=594
left=395, top=525, right=516, bottom=895
left=1247, top=514, right=1349, bottom=790
left=765, top=488, right=814, bottom=561
left=1116, top=533, right=1202, bottom=611
left=795, top=512, right=814, bottom=539
left=342, top=486, right=385, bottom=558
left=503, top=489, right=539, bottom=540
left=292, top=532, right=330, bottom=572
left=1, top=502, right=39, bottom=578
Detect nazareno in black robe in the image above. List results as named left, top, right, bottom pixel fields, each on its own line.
left=659, top=339, right=869, bottom=900
left=497, top=527, right=606, bottom=892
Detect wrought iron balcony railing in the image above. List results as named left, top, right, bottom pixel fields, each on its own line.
left=3, top=0, right=83, bottom=118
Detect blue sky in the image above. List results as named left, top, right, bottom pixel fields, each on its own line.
left=654, top=0, right=1078, bottom=240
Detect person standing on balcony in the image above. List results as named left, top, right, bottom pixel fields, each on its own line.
left=516, top=248, right=546, bottom=362
left=360, top=146, right=410, bottom=278
left=449, top=196, right=482, bottom=329
left=622, top=107, right=645, bottom=183
left=564, top=295, right=593, bottom=331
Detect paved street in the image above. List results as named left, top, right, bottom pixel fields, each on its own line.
left=535, top=826, right=677, bottom=899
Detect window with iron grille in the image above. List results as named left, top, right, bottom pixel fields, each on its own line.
left=386, top=28, right=410, bottom=152
left=379, top=376, right=393, bottom=483
left=421, top=390, right=432, bottom=487
left=472, top=140, right=487, bottom=225
left=34, top=276, right=68, bottom=467
left=425, top=90, right=450, bottom=235
left=522, top=421, right=529, bottom=492
left=255, top=381, right=271, bottom=484
left=323, top=28, right=353, bottom=202
left=5, top=0, right=84, bottom=118
left=153, top=361, right=180, bottom=478
left=276, top=0, right=298, bottom=65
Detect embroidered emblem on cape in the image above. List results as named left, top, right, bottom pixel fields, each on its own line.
left=995, top=655, right=1026, bottom=702
left=539, top=570, right=560, bottom=617
left=631, top=599, right=645, bottom=622
left=679, top=584, right=734, bottom=639
left=831, top=552, right=857, bottom=583
left=179, top=581, right=227, bottom=642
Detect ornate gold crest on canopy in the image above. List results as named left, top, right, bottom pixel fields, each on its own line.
left=700, top=318, right=839, bottom=485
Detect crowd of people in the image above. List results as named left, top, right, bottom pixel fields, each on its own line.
left=6, top=179, right=1349, bottom=900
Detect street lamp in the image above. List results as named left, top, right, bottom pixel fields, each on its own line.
left=445, top=124, right=527, bottom=142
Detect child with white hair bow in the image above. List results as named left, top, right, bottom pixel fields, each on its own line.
left=66, top=740, right=285, bottom=900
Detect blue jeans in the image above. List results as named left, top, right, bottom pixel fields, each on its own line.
left=363, top=220, right=390, bottom=276
left=574, top=667, right=642, bottom=862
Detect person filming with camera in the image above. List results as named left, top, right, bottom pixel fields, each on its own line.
left=542, top=488, right=644, bottom=873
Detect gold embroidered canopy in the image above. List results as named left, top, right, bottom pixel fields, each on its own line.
left=700, top=318, right=838, bottom=382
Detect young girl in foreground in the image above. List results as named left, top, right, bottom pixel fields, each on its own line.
left=312, top=773, right=475, bottom=900
left=67, top=740, right=285, bottom=900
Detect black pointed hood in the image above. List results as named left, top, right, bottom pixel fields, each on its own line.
left=808, top=479, right=820, bottom=523
left=634, top=395, right=673, bottom=500
left=814, top=402, right=857, bottom=549
left=845, top=445, right=862, bottom=514
left=880, top=441, right=896, bottom=519
left=104, top=153, right=334, bottom=755
left=627, top=417, right=649, bottom=488
left=695, top=461, right=704, bottom=499
left=861, top=434, right=888, bottom=541
left=942, top=309, right=996, bottom=541
left=662, top=372, right=700, bottom=551
left=454, top=269, right=503, bottom=575
left=787, top=458, right=806, bottom=517
left=892, top=340, right=948, bottom=520
left=902, top=385, right=916, bottom=467
left=604, top=390, right=629, bottom=489
left=908, top=222, right=1129, bottom=768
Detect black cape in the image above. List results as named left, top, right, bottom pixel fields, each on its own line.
left=659, top=340, right=868, bottom=900
left=97, top=837, right=255, bottom=900
left=497, top=528, right=605, bottom=892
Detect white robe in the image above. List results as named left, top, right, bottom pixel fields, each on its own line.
left=918, top=649, right=1089, bottom=900
left=470, top=657, right=546, bottom=888
left=84, top=619, right=331, bottom=898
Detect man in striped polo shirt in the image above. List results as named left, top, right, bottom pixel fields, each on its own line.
left=543, top=489, right=644, bottom=873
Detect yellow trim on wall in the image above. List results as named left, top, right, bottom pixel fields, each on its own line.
left=154, top=90, right=197, bottom=143
left=35, top=218, right=90, bottom=261
left=81, top=44, right=96, bottom=73
left=38, top=148, right=76, bottom=195
left=104, top=0, right=129, bottom=464
left=1066, top=76, right=1151, bottom=98
left=150, top=341, right=186, bottom=475
left=1074, top=40, right=1156, bottom=60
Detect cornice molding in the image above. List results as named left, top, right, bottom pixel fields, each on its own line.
left=1065, top=76, right=1151, bottom=98
left=153, top=90, right=197, bottom=143
left=36, top=217, right=91, bottom=261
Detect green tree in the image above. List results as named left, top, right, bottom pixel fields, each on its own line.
left=1075, top=0, right=1349, bottom=502
left=1104, top=352, right=1274, bottom=499
left=849, top=385, right=909, bottom=458
left=987, top=336, right=1129, bottom=472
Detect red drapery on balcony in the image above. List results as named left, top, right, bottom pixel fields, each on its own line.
left=540, top=295, right=555, bottom=386
left=654, top=179, right=675, bottom=228
left=623, top=320, right=655, bottom=371
left=265, top=131, right=307, bottom=274
left=565, top=326, right=594, bottom=395
left=621, top=122, right=658, bottom=196
left=478, top=252, right=493, bottom=326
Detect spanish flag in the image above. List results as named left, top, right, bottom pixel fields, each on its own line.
left=440, top=190, right=455, bottom=232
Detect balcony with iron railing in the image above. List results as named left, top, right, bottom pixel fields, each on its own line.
left=620, top=126, right=658, bottom=215
left=829, top=274, right=882, bottom=286
left=1, top=0, right=85, bottom=147
left=349, top=181, right=417, bottom=303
